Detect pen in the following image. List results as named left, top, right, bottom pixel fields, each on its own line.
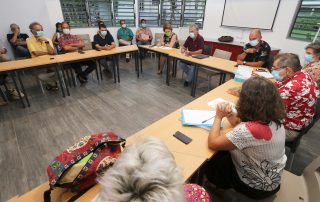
left=201, top=116, right=215, bottom=123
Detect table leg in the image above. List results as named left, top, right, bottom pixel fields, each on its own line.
left=116, top=54, right=120, bottom=83
left=10, top=72, right=25, bottom=108
left=191, top=65, right=199, bottom=97
left=139, top=50, right=143, bottom=74
left=95, top=59, right=100, bottom=82
left=65, top=66, right=72, bottom=88
left=158, top=53, right=161, bottom=71
left=56, top=65, right=66, bottom=97
left=61, top=64, right=70, bottom=96
left=166, top=55, right=170, bottom=86
left=16, top=71, right=30, bottom=107
left=135, top=51, right=139, bottom=78
left=112, top=56, right=116, bottom=83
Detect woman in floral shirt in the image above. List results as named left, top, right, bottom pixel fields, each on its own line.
left=302, top=42, right=320, bottom=87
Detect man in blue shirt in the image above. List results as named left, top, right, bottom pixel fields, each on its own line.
left=7, top=23, right=30, bottom=57
left=94, top=24, right=116, bottom=75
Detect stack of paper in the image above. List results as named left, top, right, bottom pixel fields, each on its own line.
left=181, top=109, right=216, bottom=128
left=234, top=65, right=253, bottom=83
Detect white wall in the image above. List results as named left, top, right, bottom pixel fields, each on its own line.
left=0, top=0, right=310, bottom=61
left=199, top=0, right=309, bottom=61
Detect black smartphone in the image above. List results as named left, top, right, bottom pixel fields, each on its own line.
left=78, top=51, right=85, bottom=54
left=256, top=68, right=267, bottom=72
left=96, top=49, right=101, bottom=51
left=50, top=57, right=54, bottom=60
left=173, top=131, right=192, bottom=144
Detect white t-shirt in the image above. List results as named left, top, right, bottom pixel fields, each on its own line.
left=226, top=121, right=287, bottom=191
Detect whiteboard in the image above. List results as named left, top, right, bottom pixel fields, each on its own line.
left=221, top=0, right=281, bottom=30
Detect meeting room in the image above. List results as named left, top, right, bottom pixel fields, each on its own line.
left=1, top=0, right=320, bottom=201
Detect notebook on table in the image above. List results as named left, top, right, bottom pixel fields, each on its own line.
left=181, top=109, right=216, bottom=128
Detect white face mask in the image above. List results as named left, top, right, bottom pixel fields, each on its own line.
left=63, top=29, right=70, bottom=35
left=121, top=24, right=126, bottom=28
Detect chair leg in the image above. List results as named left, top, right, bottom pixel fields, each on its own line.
left=38, top=79, right=45, bottom=94
left=286, top=152, right=295, bottom=171
left=0, top=86, right=8, bottom=102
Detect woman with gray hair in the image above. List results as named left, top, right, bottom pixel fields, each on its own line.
left=302, top=41, right=320, bottom=87
left=93, top=137, right=211, bottom=202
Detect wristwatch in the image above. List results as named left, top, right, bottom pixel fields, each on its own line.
left=243, top=61, right=247, bottom=65
left=45, top=41, right=50, bottom=44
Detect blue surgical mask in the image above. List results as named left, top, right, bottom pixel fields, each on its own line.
left=304, top=54, right=314, bottom=63
left=249, top=39, right=259, bottom=47
left=189, top=32, right=195, bottom=39
left=36, top=31, right=44, bottom=37
left=100, top=31, right=107, bottom=36
left=271, top=70, right=283, bottom=81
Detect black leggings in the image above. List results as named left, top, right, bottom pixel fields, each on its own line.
left=205, top=151, right=280, bottom=200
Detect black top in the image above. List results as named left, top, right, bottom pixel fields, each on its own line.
left=163, top=33, right=179, bottom=48
left=7, top=33, right=29, bottom=48
left=93, top=32, right=114, bottom=47
left=243, top=40, right=271, bottom=67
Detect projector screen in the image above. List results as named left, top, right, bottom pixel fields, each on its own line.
left=221, top=0, right=281, bottom=30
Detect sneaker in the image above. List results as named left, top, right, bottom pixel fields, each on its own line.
left=0, top=100, right=8, bottom=106
left=8, top=89, right=24, bottom=100
left=184, top=81, right=189, bottom=87
left=126, top=58, right=130, bottom=63
left=77, top=74, right=87, bottom=84
left=45, top=84, right=59, bottom=91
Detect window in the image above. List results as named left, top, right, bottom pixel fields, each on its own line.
left=182, top=0, right=206, bottom=28
left=138, top=0, right=207, bottom=28
left=60, top=0, right=135, bottom=27
left=161, top=0, right=183, bottom=28
left=289, top=0, right=320, bottom=41
left=138, top=0, right=160, bottom=27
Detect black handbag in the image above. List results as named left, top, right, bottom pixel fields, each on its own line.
left=218, top=36, right=234, bottom=42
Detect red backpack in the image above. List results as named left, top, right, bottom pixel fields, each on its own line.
left=44, top=132, right=126, bottom=202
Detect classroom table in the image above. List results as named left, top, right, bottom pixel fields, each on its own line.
left=0, top=45, right=139, bottom=107
left=0, top=55, right=61, bottom=107
left=7, top=79, right=241, bottom=202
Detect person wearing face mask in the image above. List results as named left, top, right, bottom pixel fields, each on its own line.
left=302, top=42, right=320, bottom=87
left=52, top=22, right=62, bottom=52
left=136, top=19, right=153, bottom=58
left=237, top=29, right=271, bottom=68
left=26, top=22, right=58, bottom=91
left=180, top=24, right=204, bottom=87
left=7, top=23, right=30, bottom=57
left=117, top=19, right=134, bottom=62
left=58, top=21, right=96, bottom=84
left=94, top=24, right=116, bottom=75
left=156, top=23, right=179, bottom=74
left=272, top=53, right=319, bottom=141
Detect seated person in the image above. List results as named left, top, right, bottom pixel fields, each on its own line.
left=302, top=42, right=320, bottom=87
left=52, top=22, right=62, bottom=53
left=237, top=29, right=270, bottom=68
left=180, top=24, right=204, bottom=87
left=93, top=24, right=116, bottom=75
left=136, top=19, right=153, bottom=58
left=58, top=21, right=96, bottom=84
left=0, top=39, right=24, bottom=102
left=94, top=137, right=211, bottom=202
left=272, top=53, right=319, bottom=141
left=7, top=23, right=30, bottom=57
left=206, top=76, right=286, bottom=200
left=157, top=23, right=178, bottom=75
left=26, top=22, right=58, bottom=91
left=117, top=19, right=134, bottom=62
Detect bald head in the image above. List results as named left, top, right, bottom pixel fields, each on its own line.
left=249, top=29, right=262, bottom=41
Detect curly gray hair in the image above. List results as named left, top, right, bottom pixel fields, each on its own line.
left=95, top=137, right=184, bottom=202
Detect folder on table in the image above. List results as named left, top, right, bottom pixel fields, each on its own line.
left=181, top=109, right=216, bottom=128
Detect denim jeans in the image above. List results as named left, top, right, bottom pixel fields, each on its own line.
left=15, top=45, right=30, bottom=57
left=137, top=40, right=151, bottom=57
left=180, top=62, right=195, bottom=82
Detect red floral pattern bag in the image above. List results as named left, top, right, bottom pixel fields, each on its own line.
left=44, top=132, right=126, bottom=202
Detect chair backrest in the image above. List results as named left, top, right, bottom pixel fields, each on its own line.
left=303, top=155, right=320, bottom=202
left=78, top=34, right=92, bottom=51
left=203, top=45, right=212, bottom=56
left=213, top=49, right=232, bottom=60
left=154, top=33, right=163, bottom=45
left=285, top=98, right=320, bottom=153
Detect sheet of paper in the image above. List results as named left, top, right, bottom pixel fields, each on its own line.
left=182, top=109, right=216, bottom=127
left=207, top=98, right=237, bottom=113
left=255, top=71, right=274, bottom=78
